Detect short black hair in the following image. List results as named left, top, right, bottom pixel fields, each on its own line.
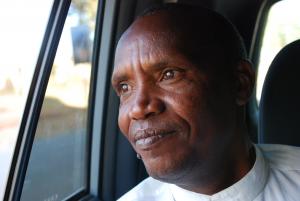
left=136, top=3, right=247, bottom=72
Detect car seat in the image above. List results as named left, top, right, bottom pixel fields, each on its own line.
left=259, top=39, right=300, bottom=146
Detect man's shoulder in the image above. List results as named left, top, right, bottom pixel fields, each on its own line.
left=257, top=144, right=300, bottom=171
left=117, top=177, right=173, bottom=201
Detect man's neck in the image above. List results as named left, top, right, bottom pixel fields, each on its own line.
left=176, top=133, right=255, bottom=195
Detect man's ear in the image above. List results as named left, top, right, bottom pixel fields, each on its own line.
left=235, top=60, right=255, bottom=106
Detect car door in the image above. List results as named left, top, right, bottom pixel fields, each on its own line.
left=2, top=0, right=105, bottom=200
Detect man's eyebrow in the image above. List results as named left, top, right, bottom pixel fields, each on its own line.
left=151, top=61, right=169, bottom=69
left=142, top=61, right=170, bottom=73
left=112, top=61, right=169, bottom=83
left=111, top=71, right=128, bottom=84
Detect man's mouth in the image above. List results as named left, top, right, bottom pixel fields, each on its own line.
left=134, top=129, right=175, bottom=150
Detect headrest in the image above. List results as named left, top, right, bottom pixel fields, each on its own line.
left=259, top=39, right=300, bottom=146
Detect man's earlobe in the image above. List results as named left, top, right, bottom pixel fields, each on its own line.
left=235, top=60, right=255, bottom=106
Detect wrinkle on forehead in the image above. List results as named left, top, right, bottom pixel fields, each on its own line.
left=113, top=11, right=206, bottom=72
left=114, top=27, right=178, bottom=71
left=115, top=12, right=179, bottom=57
left=112, top=11, right=203, bottom=84
left=113, top=40, right=169, bottom=84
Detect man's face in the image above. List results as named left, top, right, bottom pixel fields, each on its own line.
left=111, top=14, right=238, bottom=183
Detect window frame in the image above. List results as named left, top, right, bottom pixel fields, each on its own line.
left=89, top=0, right=120, bottom=199
left=4, top=0, right=71, bottom=200
left=250, top=0, right=282, bottom=68
left=247, top=0, right=281, bottom=143
left=3, top=0, right=109, bottom=200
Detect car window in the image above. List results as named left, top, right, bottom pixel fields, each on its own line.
left=0, top=0, right=53, bottom=200
left=18, top=1, right=98, bottom=200
left=256, top=0, right=300, bottom=102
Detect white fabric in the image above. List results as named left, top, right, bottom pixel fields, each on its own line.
left=117, top=144, right=300, bottom=201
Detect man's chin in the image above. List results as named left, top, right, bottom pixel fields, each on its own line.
left=143, top=156, right=192, bottom=184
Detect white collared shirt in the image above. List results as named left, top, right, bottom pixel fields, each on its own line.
left=117, top=144, right=300, bottom=201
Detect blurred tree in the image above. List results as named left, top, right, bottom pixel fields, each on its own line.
left=72, top=0, right=97, bottom=28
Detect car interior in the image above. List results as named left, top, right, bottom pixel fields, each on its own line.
left=259, top=39, right=300, bottom=145
left=1, top=0, right=299, bottom=201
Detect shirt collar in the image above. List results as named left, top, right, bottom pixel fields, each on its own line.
left=169, top=145, right=269, bottom=201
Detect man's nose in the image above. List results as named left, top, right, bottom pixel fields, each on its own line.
left=128, top=88, right=165, bottom=120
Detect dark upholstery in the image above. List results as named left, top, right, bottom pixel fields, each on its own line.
left=259, top=39, right=300, bottom=146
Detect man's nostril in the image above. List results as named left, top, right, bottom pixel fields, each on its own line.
left=129, top=97, right=165, bottom=120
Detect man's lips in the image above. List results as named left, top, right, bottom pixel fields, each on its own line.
left=133, top=129, right=175, bottom=150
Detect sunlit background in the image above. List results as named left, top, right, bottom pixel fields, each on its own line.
left=256, top=0, right=300, bottom=102
left=0, top=0, right=97, bottom=200
left=0, top=0, right=53, bottom=199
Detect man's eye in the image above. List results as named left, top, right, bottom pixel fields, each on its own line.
left=119, top=83, right=130, bottom=94
left=162, top=70, right=176, bottom=80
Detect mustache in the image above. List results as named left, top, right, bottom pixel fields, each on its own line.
left=134, top=128, right=175, bottom=141
left=129, top=120, right=180, bottom=142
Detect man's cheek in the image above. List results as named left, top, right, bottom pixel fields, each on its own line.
left=118, top=105, right=131, bottom=137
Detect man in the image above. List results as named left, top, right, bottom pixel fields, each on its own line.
left=111, top=4, right=300, bottom=201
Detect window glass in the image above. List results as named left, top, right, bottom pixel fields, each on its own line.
left=0, top=0, right=53, bottom=200
left=256, top=0, right=300, bottom=102
left=20, top=1, right=98, bottom=200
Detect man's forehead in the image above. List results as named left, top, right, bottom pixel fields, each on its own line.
left=117, top=14, right=178, bottom=50
left=114, top=16, right=181, bottom=69
left=116, top=31, right=176, bottom=59
left=114, top=36, right=179, bottom=74
left=112, top=9, right=222, bottom=77
left=128, top=11, right=177, bottom=34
